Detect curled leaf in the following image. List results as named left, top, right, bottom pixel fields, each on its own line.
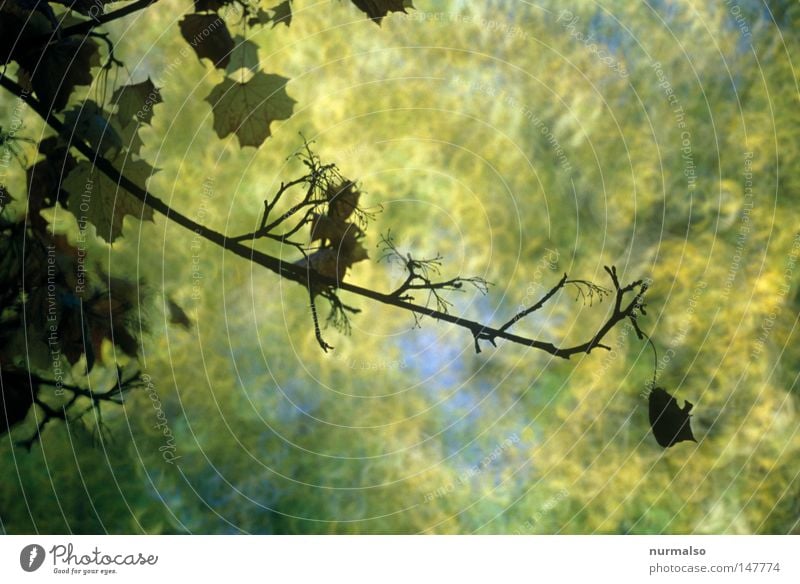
left=648, top=387, right=697, bottom=448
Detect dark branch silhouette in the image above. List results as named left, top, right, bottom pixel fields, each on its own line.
left=0, top=72, right=650, bottom=358
left=33, top=0, right=161, bottom=45
left=1, top=367, right=143, bottom=449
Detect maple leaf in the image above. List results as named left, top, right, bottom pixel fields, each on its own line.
left=112, top=78, right=163, bottom=126
left=84, top=276, right=142, bottom=359
left=18, top=37, right=100, bottom=111
left=63, top=153, right=157, bottom=243
left=247, top=1, right=292, bottom=27
left=63, top=101, right=123, bottom=157
left=179, top=13, right=235, bottom=69
left=109, top=115, right=145, bottom=154
left=205, top=72, right=296, bottom=148
left=349, top=0, right=412, bottom=24
left=225, top=36, right=261, bottom=77
left=300, top=240, right=368, bottom=282
left=247, top=8, right=272, bottom=27
left=269, top=0, right=293, bottom=27
left=303, top=218, right=368, bottom=285
left=327, top=180, right=360, bottom=222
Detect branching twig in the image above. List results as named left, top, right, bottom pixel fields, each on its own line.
left=566, top=279, right=611, bottom=306
left=379, top=232, right=490, bottom=313
left=473, top=265, right=647, bottom=355
left=14, top=368, right=144, bottom=449
left=231, top=148, right=349, bottom=243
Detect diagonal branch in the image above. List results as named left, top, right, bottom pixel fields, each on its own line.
left=1, top=73, right=650, bottom=360
left=499, top=273, right=569, bottom=332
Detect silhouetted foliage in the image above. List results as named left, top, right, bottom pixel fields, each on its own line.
left=1, top=0, right=674, bottom=453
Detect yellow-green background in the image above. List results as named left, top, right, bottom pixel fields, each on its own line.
left=1, top=0, right=798, bottom=533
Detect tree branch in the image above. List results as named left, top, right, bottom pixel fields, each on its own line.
left=36, top=0, right=160, bottom=44
left=499, top=273, right=569, bottom=332
left=1, top=73, right=649, bottom=360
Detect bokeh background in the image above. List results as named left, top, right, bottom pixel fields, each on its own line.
left=1, top=0, right=799, bottom=533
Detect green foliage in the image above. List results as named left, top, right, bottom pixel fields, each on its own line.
left=205, top=73, right=296, bottom=147
left=1, top=0, right=798, bottom=535
left=64, top=154, right=157, bottom=243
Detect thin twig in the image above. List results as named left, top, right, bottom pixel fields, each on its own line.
left=499, top=273, right=569, bottom=332
left=0, top=73, right=649, bottom=360
left=34, top=0, right=160, bottom=45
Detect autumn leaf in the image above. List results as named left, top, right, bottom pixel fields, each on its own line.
left=179, top=13, right=234, bottom=69
left=302, top=218, right=368, bottom=286
left=300, top=240, right=368, bottom=282
left=327, top=180, right=360, bottom=222
left=350, top=0, right=412, bottom=24
left=0, top=186, right=11, bottom=211
left=85, top=276, right=142, bottom=358
left=112, top=78, right=163, bottom=126
left=63, top=153, right=157, bottom=243
left=648, top=387, right=697, bottom=448
left=205, top=72, right=296, bottom=148
left=310, top=213, right=340, bottom=243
